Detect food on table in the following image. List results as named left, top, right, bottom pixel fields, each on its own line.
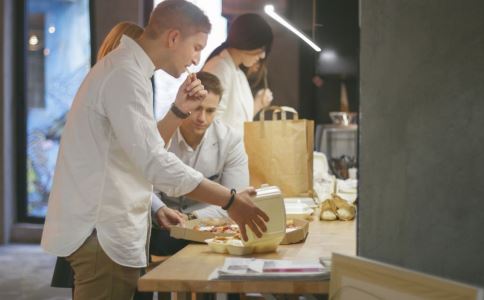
left=321, top=210, right=338, bottom=221
left=194, top=219, right=300, bottom=235
left=211, top=236, right=233, bottom=243
left=319, top=194, right=356, bottom=221
left=193, top=223, right=239, bottom=234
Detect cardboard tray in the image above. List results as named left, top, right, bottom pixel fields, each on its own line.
left=170, top=218, right=309, bottom=245
left=281, top=219, right=309, bottom=245
left=170, top=219, right=236, bottom=243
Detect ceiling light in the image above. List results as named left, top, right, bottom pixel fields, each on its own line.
left=264, top=4, right=321, bottom=52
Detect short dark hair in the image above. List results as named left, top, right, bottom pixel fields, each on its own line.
left=196, top=72, right=223, bottom=99
left=146, top=0, right=211, bottom=38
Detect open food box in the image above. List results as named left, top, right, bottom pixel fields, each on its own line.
left=170, top=186, right=309, bottom=255
left=170, top=217, right=308, bottom=245
left=203, top=218, right=310, bottom=255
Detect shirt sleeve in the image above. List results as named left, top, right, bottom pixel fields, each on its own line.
left=220, top=132, right=249, bottom=190
left=101, top=67, right=203, bottom=197
left=151, top=192, right=167, bottom=214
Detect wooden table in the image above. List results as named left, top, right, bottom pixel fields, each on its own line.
left=138, top=218, right=356, bottom=296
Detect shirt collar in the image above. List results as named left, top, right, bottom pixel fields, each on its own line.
left=176, top=127, right=209, bottom=152
left=120, top=35, right=155, bottom=78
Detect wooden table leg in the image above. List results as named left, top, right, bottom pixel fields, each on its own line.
left=174, top=292, right=191, bottom=300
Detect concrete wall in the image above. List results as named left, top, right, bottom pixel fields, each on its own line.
left=359, top=0, right=484, bottom=286
left=1, top=0, right=15, bottom=245
left=1, top=0, right=6, bottom=244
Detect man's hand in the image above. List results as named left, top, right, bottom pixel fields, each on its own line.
left=173, top=74, right=208, bottom=114
left=227, top=187, right=269, bottom=241
left=155, top=206, right=187, bottom=230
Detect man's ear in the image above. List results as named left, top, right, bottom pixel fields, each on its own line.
left=166, top=29, right=181, bottom=48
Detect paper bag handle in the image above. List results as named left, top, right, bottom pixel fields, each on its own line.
left=260, top=106, right=299, bottom=121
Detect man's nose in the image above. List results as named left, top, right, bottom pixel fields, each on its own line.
left=197, top=110, right=206, bottom=122
left=192, top=53, right=201, bottom=66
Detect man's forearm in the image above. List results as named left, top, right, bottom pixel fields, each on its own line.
left=157, top=110, right=183, bottom=143
left=186, top=179, right=231, bottom=208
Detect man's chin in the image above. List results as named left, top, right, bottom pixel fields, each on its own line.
left=194, top=128, right=207, bottom=135
left=164, top=68, right=183, bottom=78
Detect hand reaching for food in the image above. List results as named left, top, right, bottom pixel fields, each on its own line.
left=155, top=206, right=187, bottom=229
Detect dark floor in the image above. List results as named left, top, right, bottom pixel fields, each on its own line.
left=0, top=244, right=71, bottom=300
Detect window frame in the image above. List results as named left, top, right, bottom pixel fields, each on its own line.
left=16, top=0, right=95, bottom=223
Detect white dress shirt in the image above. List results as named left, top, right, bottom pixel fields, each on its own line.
left=151, top=119, right=249, bottom=219
left=203, top=49, right=254, bottom=135
left=41, top=36, right=204, bottom=268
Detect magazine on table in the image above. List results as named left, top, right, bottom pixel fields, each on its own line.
left=209, top=257, right=330, bottom=280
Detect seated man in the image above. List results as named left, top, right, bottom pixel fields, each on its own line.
left=150, top=71, right=249, bottom=256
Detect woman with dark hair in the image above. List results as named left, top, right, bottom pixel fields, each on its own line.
left=242, top=58, right=270, bottom=99
left=203, top=13, right=274, bottom=135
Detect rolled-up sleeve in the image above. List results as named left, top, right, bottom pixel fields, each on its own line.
left=102, top=67, right=203, bottom=196
left=151, top=193, right=166, bottom=214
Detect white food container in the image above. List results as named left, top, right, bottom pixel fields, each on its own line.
left=243, top=185, right=286, bottom=252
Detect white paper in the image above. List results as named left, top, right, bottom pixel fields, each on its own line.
left=210, top=258, right=330, bottom=280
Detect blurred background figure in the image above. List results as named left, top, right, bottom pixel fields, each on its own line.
left=203, top=13, right=274, bottom=135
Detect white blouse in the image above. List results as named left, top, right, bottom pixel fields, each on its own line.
left=203, top=49, right=254, bottom=135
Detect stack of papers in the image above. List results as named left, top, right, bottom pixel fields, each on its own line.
left=209, top=258, right=330, bottom=280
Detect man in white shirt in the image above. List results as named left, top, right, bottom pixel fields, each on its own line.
left=41, top=1, right=268, bottom=299
left=151, top=71, right=248, bottom=255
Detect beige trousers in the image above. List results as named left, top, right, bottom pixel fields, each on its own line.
left=66, top=233, right=140, bottom=300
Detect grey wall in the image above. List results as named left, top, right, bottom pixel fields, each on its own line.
left=1, top=0, right=15, bottom=244
left=1, top=0, right=6, bottom=244
left=359, top=0, right=484, bottom=286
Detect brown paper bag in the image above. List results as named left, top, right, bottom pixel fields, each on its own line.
left=244, top=106, right=314, bottom=197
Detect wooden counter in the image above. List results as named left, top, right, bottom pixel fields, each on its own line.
left=138, top=218, right=356, bottom=295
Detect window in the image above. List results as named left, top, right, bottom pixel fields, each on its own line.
left=19, top=0, right=91, bottom=221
